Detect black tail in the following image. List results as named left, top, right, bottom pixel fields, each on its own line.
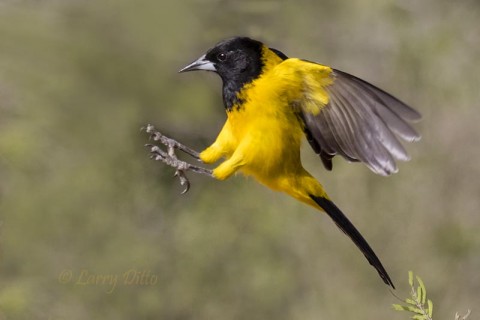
left=310, top=195, right=395, bottom=288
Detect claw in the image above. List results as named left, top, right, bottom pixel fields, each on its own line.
left=174, top=170, right=191, bottom=194
left=181, top=182, right=190, bottom=194
left=143, top=124, right=213, bottom=194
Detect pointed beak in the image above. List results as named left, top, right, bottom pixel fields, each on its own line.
left=178, top=54, right=216, bottom=73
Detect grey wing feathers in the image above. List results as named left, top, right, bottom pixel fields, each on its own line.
left=302, top=69, right=421, bottom=176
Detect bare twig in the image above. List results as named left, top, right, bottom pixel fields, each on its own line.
left=455, top=309, right=471, bottom=320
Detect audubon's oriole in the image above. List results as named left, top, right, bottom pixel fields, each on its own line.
left=147, top=37, right=421, bottom=288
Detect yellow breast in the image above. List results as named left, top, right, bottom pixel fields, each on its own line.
left=226, top=71, right=305, bottom=183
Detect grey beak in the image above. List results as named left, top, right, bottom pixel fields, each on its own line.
left=179, top=54, right=216, bottom=73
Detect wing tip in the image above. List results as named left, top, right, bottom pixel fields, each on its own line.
left=404, top=108, right=423, bottom=123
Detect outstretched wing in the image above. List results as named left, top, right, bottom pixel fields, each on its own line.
left=279, top=59, right=421, bottom=176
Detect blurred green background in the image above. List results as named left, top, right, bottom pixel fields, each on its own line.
left=1, top=0, right=479, bottom=319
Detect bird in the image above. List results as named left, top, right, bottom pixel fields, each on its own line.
left=149, top=36, right=421, bottom=289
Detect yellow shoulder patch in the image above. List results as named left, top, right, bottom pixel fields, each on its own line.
left=271, top=59, right=334, bottom=115
left=237, top=54, right=335, bottom=117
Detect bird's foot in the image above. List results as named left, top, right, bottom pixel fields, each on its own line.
left=144, top=124, right=213, bottom=194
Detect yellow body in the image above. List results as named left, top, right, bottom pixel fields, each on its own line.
left=200, top=46, right=334, bottom=209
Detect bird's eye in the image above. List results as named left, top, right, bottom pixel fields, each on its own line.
left=217, top=52, right=227, bottom=62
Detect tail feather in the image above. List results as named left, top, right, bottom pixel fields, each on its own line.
left=310, top=195, right=395, bottom=288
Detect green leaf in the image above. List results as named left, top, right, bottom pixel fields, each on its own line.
left=408, top=271, right=414, bottom=287
left=427, top=299, right=433, bottom=318
left=417, top=276, right=427, bottom=304
left=405, top=306, right=423, bottom=314
left=412, top=315, right=426, bottom=320
left=406, top=298, right=417, bottom=305
left=393, top=304, right=410, bottom=311
left=392, top=304, right=423, bottom=313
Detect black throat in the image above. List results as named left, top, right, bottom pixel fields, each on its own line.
left=221, top=67, right=262, bottom=111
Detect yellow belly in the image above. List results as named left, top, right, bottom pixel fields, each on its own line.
left=227, top=105, right=305, bottom=185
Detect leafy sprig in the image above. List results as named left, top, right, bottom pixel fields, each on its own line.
left=392, top=271, right=471, bottom=320
left=392, top=271, right=433, bottom=320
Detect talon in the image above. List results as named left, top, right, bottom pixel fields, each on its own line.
left=174, top=170, right=191, bottom=194
left=179, top=174, right=191, bottom=194
left=181, top=180, right=190, bottom=194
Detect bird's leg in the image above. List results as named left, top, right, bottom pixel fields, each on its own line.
left=144, top=124, right=213, bottom=194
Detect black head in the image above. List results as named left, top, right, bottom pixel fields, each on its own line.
left=179, top=37, right=264, bottom=82
left=179, top=37, right=268, bottom=110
